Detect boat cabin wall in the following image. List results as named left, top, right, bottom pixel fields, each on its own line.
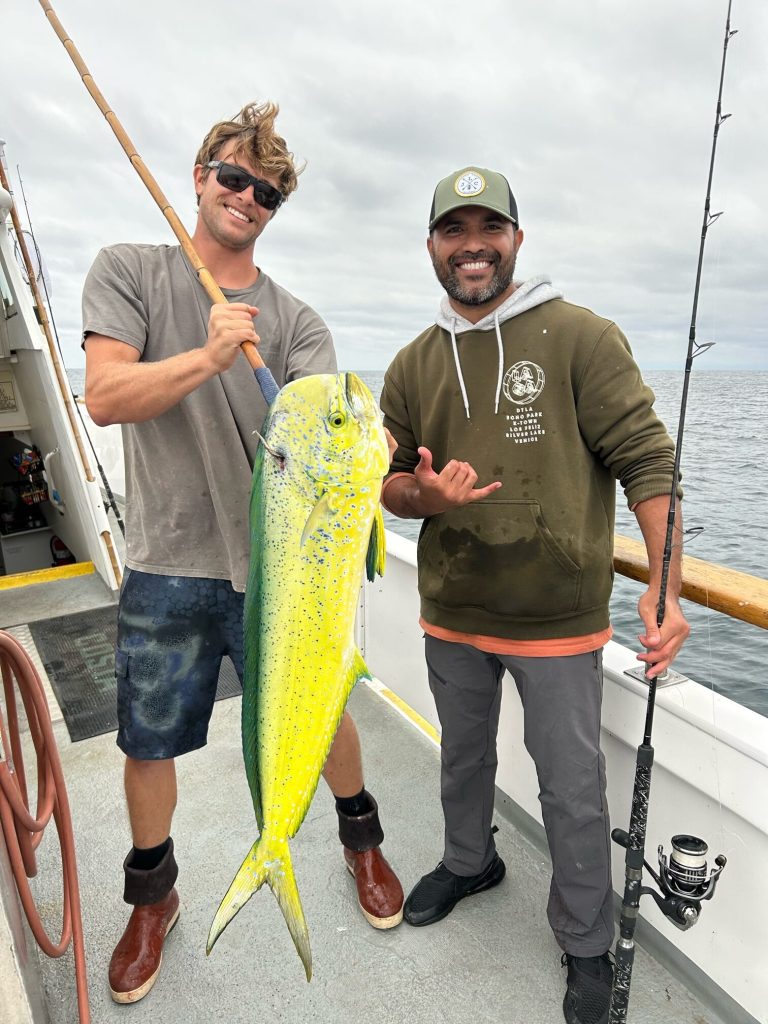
left=0, top=425, right=72, bottom=578
left=0, top=349, right=109, bottom=579
left=0, top=242, right=45, bottom=358
left=0, top=196, right=119, bottom=589
left=0, top=257, right=17, bottom=360
left=0, top=359, right=31, bottom=432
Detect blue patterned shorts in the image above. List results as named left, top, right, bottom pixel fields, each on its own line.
left=115, top=569, right=245, bottom=759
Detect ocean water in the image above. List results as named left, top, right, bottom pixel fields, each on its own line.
left=67, top=368, right=767, bottom=717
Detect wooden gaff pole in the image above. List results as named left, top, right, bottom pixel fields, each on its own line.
left=38, top=0, right=279, bottom=402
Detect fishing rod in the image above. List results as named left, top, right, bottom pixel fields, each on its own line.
left=608, top=5, right=735, bottom=1020
left=37, top=0, right=280, bottom=406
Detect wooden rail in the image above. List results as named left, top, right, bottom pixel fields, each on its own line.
left=614, top=534, right=768, bottom=631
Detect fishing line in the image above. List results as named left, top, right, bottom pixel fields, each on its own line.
left=696, top=159, right=727, bottom=872
left=608, top=4, right=735, bottom=1021
left=15, top=167, right=126, bottom=538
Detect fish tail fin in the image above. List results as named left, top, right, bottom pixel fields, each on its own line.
left=207, top=837, right=265, bottom=955
left=207, top=835, right=312, bottom=980
left=269, top=839, right=312, bottom=981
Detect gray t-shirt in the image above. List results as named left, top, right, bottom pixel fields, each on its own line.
left=82, top=243, right=336, bottom=591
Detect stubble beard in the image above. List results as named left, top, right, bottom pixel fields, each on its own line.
left=432, top=249, right=517, bottom=306
left=198, top=198, right=260, bottom=252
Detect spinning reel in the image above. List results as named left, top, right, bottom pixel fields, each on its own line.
left=612, top=829, right=727, bottom=930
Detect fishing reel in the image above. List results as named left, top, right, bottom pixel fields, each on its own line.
left=612, top=829, right=726, bottom=930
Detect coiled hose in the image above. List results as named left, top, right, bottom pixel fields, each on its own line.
left=0, top=631, right=90, bottom=1022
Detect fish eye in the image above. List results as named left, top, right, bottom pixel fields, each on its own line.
left=328, top=410, right=347, bottom=429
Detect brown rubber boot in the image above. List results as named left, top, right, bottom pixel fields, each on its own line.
left=337, top=792, right=404, bottom=929
left=108, top=839, right=180, bottom=1004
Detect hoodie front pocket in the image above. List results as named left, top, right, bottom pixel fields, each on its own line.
left=417, top=499, right=582, bottom=619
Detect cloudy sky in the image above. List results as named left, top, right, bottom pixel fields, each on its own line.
left=1, top=0, right=766, bottom=372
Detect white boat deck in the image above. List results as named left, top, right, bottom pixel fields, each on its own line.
left=6, top=584, right=731, bottom=1024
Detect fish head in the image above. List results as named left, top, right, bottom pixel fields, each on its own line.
left=264, top=373, right=389, bottom=489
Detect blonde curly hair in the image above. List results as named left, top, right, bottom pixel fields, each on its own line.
left=195, top=101, right=301, bottom=202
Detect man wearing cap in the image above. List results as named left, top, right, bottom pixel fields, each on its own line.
left=380, top=167, right=689, bottom=1024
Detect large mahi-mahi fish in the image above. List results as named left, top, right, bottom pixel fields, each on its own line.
left=207, top=372, right=389, bottom=979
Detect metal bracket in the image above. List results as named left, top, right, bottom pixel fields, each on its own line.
left=623, top=666, right=689, bottom=688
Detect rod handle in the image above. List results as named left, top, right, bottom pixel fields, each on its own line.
left=253, top=366, right=280, bottom=405
left=612, top=828, right=630, bottom=849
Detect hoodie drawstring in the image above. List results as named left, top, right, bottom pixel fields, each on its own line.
left=437, top=276, right=564, bottom=420
left=449, top=320, right=471, bottom=419
left=493, top=310, right=504, bottom=415
left=449, top=312, right=506, bottom=419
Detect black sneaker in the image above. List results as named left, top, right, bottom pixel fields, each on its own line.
left=562, top=952, right=614, bottom=1024
left=403, top=854, right=506, bottom=926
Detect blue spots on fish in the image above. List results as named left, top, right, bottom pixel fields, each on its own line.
left=210, top=374, right=388, bottom=970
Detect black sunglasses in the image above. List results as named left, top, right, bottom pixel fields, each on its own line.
left=205, top=161, right=284, bottom=211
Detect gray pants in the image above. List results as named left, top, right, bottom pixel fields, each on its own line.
left=425, top=635, right=614, bottom=956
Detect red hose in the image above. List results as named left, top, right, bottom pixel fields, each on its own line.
left=0, top=631, right=90, bottom=1022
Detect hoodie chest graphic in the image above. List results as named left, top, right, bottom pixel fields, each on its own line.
left=503, top=360, right=545, bottom=405
left=502, top=360, right=546, bottom=445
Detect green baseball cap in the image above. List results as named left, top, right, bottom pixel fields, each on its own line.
left=428, top=166, right=518, bottom=231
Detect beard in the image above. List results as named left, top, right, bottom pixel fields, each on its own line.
left=431, top=248, right=517, bottom=306
left=197, top=196, right=262, bottom=252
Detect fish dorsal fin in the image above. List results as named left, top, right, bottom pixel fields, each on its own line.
left=366, top=505, right=386, bottom=581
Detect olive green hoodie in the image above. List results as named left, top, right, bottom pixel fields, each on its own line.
left=381, top=277, right=677, bottom=640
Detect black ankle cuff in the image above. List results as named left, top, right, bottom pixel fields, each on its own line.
left=334, top=788, right=371, bottom=818
left=336, top=791, right=385, bottom=851
left=130, top=838, right=171, bottom=871
left=123, top=836, right=178, bottom=905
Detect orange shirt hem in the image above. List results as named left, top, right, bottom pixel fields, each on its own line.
left=420, top=619, right=613, bottom=657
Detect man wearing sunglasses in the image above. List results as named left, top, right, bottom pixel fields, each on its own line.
left=82, top=101, right=404, bottom=1005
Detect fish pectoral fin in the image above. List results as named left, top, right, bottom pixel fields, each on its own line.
left=347, top=648, right=373, bottom=695
left=208, top=835, right=312, bottom=981
left=300, top=493, right=334, bottom=548
left=366, top=504, right=386, bottom=581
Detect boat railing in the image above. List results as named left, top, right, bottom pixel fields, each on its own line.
left=384, top=526, right=768, bottom=633
left=613, top=533, right=767, bottom=631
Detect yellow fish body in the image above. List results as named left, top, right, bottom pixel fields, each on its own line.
left=207, top=372, right=388, bottom=979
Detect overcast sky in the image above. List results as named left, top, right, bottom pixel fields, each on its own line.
left=1, top=0, right=766, bottom=373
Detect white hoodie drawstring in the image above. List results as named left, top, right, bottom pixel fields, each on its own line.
left=493, top=310, right=504, bottom=415
left=442, top=278, right=564, bottom=419
left=450, top=311, right=511, bottom=418
left=449, top=320, right=471, bottom=419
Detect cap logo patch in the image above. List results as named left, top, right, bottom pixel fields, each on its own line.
left=454, top=171, right=486, bottom=197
